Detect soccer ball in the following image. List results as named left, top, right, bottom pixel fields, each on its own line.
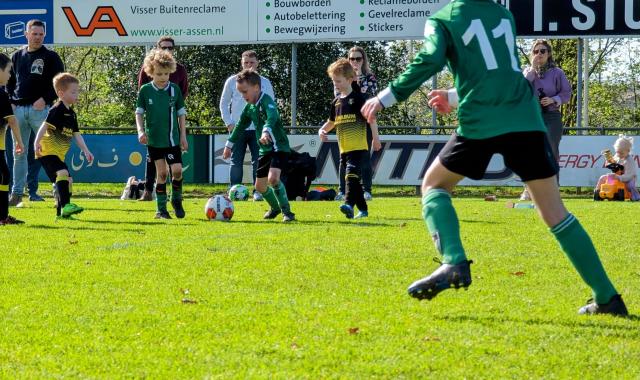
left=228, top=184, right=249, bottom=201
left=205, top=195, right=234, bottom=221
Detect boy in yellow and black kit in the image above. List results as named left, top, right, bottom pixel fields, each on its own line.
left=319, top=58, right=381, bottom=219
left=34, top=72, right=93, bottom=219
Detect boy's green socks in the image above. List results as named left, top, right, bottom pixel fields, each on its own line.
left=156, top=183, right=168, bottom=212
left=422, top=189, right=467, bottom=265
left=551, top=213, right=617, bottom=304
left=171, top=179, right=183, bottom=201
left=272, top=182, right=291, bottom=213
left=260, top=187, right=280, bottom=211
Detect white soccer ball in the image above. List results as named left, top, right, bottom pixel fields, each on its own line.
left=228, top=184, right=250, bottom=201
left=205, top=195, right=234, bottom=221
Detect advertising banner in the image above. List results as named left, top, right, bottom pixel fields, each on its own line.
left=49, top=0, right=445, bottom=46
left=28, top=134, right=640, bottom=186
left=214, top=135, right=640, bottom=187
left=509, top=0, right=640, bottom=38
left=4, top=1, right=636, bottom=46
left=256, top=0, right=445, bottom=42
left=0, top=0, right=53, bottom=45
left=56, top=134, right=198, bottom=183
left=54, top=0, right=251, bottom=45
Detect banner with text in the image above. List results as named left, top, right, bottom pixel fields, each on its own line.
left=214, top=135, right=640, bottom=187
left=2, top=1, right=638, bottom=46
left=28, top=134, right=640, bottom=186
left=48, top=134, right=197, bottom=183
left=509, top=0, right=640, bottom=37
left=48, top=0, right=446, bottom=46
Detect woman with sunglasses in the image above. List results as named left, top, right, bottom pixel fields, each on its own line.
left=348, top=46, right=378, bottom=99
left=520, top=39, right=571, bottom=201
left=335, top=46, right=377, bottom=201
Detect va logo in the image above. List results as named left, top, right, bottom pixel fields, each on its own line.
left=62, top=6, right=128, bottom=37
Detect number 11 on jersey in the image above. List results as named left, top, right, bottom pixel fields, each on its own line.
left=462, top=18, right=520, bottom=72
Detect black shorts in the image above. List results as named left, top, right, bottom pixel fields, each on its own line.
left=0, top=151, right=9, bottom=186
left=147, top=145, right=182, bottom=165
left=439, top=131, right=558, bottom=181
left=257, top=151, right=290, bottom=178
left=38, top=155, right=69, bottom=182
left=341, top=150, right=366, bottom=178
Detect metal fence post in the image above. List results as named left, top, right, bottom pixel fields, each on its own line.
left=291, top=43, right=298, bottom=134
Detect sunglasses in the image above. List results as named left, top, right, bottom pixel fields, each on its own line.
left=349, top=56, right=363, bottom=62
left=533, top=48, right=547, bottom=55
left=160, top=46, right=175, bottom=51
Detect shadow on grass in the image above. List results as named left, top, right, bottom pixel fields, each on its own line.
left=221, top=219, right=397, bottom=227
left=83, top=207, right=155, bottom=213
left=25, top=224, right=143, bottom=233
left=459, top=218, right=505, bottom=225
left=80, top=219, right=195, bottom=226
left=436, top=314, right=640, bottom=337
left=379, top=216, right=423, bottom=222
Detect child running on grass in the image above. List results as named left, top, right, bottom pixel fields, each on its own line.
left=34, top=72, right=93, bottom=219
left=136, top=49, right=188, bottom=219
left=319, top=58, right=381, bottom=219
left=361, top=0, right=628, bottom=316
left=0, top=53, right=25, bottom=225
left=222, top=69, right=295, bottom=223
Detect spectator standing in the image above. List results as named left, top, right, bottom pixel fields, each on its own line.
left=520, top=40, right=571, bottom=201
left=5, top=19, right=64, bottom=205
left=137, top=36, right=189, bottom=201
left=219, top=50, right=275, bottom=202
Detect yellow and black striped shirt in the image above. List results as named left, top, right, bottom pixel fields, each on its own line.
left=329, top=91, right=368, bottom=154
left=0, top=91, right=14, bottom=151
left=37, top=101, right=79, bottom=161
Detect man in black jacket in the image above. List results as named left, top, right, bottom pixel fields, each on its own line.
left=5, top=19, right=64, bottom=205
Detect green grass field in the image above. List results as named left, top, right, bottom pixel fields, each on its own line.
left=1, top=187, right=639, bottom=378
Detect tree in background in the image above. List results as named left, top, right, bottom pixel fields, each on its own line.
left=2, top=39, right=638, bottom=132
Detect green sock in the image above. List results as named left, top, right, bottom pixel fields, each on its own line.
left=156, top=183, right=168, bottom=212
left=261, top=187, right=280, bottom=211
left=272, top=182, right=291, bottom=214
left=551, top=213, right=617, bottom=304
left=422, top=189, right=467, bottom=264
left=171, top=179, right=183, bottom=201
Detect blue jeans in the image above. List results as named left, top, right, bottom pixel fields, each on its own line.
left=10, top=105, right=48, bottom=197
left=230, top=129, right=259, bottom=186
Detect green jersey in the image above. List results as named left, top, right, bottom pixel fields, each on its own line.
left=227, top=93, right=290, bottom=154
left=136, top=82, right=186, bottom=148
left=378, top=0, right=544, bottom=139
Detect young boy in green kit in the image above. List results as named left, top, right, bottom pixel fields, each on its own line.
left=136, top=49, right=188, bottom=219
left=222, top=69, right=295, bottom=223
left=361, top=0, right=627, bottom=316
